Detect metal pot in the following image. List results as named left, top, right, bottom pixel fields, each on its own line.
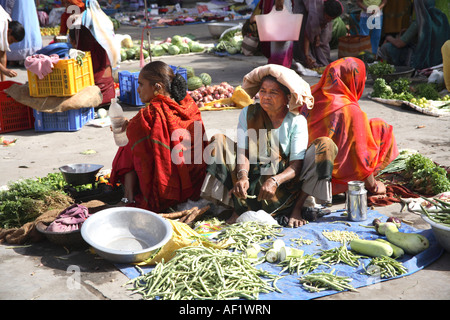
left=59, top=164, right=104, bottom=186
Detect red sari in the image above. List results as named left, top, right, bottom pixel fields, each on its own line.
left=110, top=94, right=207, bottom=212
left=299, top=57, right=399, bottom=195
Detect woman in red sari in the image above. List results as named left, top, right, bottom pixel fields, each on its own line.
left=110, top=61, right=207, bottom=212
left=299, top=57, right=399, bottom=196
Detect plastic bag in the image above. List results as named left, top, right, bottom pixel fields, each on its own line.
left=236, top=210, right=279, bottom=225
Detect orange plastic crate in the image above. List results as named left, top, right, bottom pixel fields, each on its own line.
left=0, top=81, right=34, bottom=133
left=27, top=51, right=94, bottom=97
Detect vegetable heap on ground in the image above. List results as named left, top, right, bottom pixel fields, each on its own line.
left=126, top=214, right=432, bottom=299
left=213, top=27, right=243, bottom=55
left=0, top=172, right=112, bottom=230
left=371, top=77, right=450, bottom=109
left=377, top=150, right=450, bottom=195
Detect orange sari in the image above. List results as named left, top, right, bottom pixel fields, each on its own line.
left=299, top=58, right=399, bottom=195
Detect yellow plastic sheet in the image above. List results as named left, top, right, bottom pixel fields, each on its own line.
left=136, top=220, right=233, bottom=266
left=199, top=85, right=254, bottom=111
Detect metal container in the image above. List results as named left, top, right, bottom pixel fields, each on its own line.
left=81, top=207, right=173, bottom=263
left=207, top=23, right=238, bottom=38
left=346, top=181, right=367, bottom=222
left=59, top=164, right=104, bottom=186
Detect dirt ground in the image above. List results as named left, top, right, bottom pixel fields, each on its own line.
left=0, top=22, right=449, bottom=302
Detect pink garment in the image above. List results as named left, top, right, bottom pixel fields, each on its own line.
left=24, top=54, right=60, bottom=79
left=46, top=204, right=91, bottom=232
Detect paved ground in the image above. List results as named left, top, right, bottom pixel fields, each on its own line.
left=0, top=22, right=449, bottom=302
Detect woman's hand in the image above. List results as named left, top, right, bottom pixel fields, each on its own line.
left=231, top=177, right=250, bottom=199
left=257, top=177, right=278, bottom=202
left=305, top=55, right=318, bottom=68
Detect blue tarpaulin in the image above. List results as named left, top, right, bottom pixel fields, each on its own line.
left=116, top=209, right=443, bottom=300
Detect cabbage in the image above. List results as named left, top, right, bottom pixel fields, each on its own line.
left=171, top=35, right=183, bottom=46
left=178, top=42, right=190, bottom=54
left=160, top=43, right=169, bottom=52
left=151, top=45, right=164, bottom=57
left=188, top=41, right=204, bottom=52
left=168, top=44, right=180, bottom=55
left=230, top=35, right=243, bottom=50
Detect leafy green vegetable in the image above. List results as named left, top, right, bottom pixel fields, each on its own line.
left=372, top=78, right=393, bottom=99
left=390, top=78, right=411, bottom=94
left=0, top=173, right=72, bottom=229
left=413, top=83, right=440, bottom=100
left=405, top=153, right=450, bottom=194
left=368, top=62, right=395, bottom=78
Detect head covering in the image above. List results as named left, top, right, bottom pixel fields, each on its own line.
left=67, top=0, right=86, bottom=9
left=242, top=64, right=314, bottom=114
left=307, top=57, right=366, bottom=123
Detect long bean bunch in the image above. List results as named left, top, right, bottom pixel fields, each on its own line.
left=278, top=254, right=329, bottom=275
left=364, top=256, right=408, bottom=279
left=319, top=245, right=365, bottom=267
left=299, top=269, right=358, bottom=293
left=126, top=246, right=283, bottom=300
left=420, top=197, right=450, bottom=227
left=214, top=221, right=284, bottom=251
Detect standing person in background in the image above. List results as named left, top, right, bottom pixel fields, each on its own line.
left=3, top=0, right=41, bottom=63
left=0, top=4, right=24, bottom=80
left=293, top=0, right=344, bottom=69
left=59, top=0, right=85, bottom=37
left=249, top=0, right=295, bottom=68
left=357, top=0, right=387, bottom=54
left=69, top=25, right=116, bottom=105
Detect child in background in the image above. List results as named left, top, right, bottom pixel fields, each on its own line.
left=357, top=0, right=387, bottom=54
left=0, top=5, right=24, bottom=81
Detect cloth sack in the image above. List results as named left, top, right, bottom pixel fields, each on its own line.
left=4, top=83, right=103, bottom=113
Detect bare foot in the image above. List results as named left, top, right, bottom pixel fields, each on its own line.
left=287, top=210, right=308, bottom=228
left=226, top=211, right=239, bottom=224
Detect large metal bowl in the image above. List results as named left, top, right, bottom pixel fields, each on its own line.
left=81, top=207, right=173, bottom=263
left=59, top=164, right=104, bottom=186
left=421, top=214, right=450, bottom=253
left=207, top=22, right=238, bottom=38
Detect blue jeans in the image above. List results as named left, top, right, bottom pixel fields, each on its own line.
left=359, top=13, right=383, bottom=54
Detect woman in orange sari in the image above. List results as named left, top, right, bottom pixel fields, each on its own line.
left=110, top=61, right=207, bottom=212
left=299, top=57, right=398, bottom=196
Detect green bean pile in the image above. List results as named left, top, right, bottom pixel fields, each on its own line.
left=319, top=245, right=366, bottom=267
left=214, top=221, right=284, bottom=251
left=420, top=197, right=450, bottom=227
left=126, top=246, right=283, bottom=300
left=299, top=269, right=358, bottom=293
left=278, top=254, right=329, bottom=275
left=364, top=256, right=408, bottom=279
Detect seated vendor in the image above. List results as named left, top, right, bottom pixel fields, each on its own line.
left=110, top=61, right=208, bottom=213
left=377, top=0, right=450, bottom=70
left=299, top=57, right=399, bottom=196
left=68, top=25, right=115, bottom=105
left=201, top=64, right=338, bottom=228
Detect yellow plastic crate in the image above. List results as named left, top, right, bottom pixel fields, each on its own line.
left=27, top=52, right=95, bottom=97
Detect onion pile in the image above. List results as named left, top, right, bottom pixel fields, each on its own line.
left=189, top=82, right=235, bottom=108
